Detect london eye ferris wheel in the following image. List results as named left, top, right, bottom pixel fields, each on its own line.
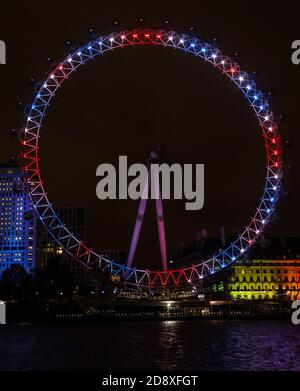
left=21, top=25, right=283, bottom=288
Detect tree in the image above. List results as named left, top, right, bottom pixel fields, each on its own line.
left=0, top=264, right=33, bottom=300
left=34, top=255, right=73, bottom=299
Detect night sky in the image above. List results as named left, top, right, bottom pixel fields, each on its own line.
left=0, top=1, right=299, bottom=268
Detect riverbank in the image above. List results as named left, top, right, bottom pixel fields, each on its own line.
left=5, top=298, right=292, bottom=323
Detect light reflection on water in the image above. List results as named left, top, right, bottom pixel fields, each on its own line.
left=0, top=320, right=299, bottom=371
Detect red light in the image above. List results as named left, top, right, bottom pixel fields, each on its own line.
left=230, top=68, right=236, bottom=73
left=272, top=138, right=275, bottom=144
left=133, top=34, right=138, bottom=38
left=156, top=34, right=161, bottom=39
left=274, top=150, right=278, bottom=155
left=275, top=163, right=278, bottom=167
left=144, top=34, right=150, bottom=38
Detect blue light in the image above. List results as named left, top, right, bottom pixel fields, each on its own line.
left=271, top=198, right=274, bottom=202
left=201, top=47, right=206, bottom=52
left=254, top=95, right=258, bottom=100
left=191, top=43, right=195, bottom=48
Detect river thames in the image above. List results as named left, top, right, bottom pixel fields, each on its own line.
left=0, top=320, right=299, bottom=371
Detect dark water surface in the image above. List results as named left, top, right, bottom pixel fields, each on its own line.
left=0, top=320, right=299, bottom=371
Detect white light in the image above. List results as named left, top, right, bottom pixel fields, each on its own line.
left=50, top=74, right=54, bottom=79
left=121, top=35, right=125, bottom=40
left=256, top=230, right=260, bottom=234
left=68, top=57, right=72, bottom=62
left=269, top=127, right=273, bottom=131
left=212, top=53, right=217, bottom=59
left=246, top=85, right=251, bottom=90
left=239, top=76, right=244, bottom=82
left=109, top=37, right=114, bottom=42
left=264, top=116, right=269, bottom=121
left=275, top=175, right=278, bottom=179
left=43, top=83, right=47, bottom=88
left=77, top=52, right=81, bottom=56
left=221, top=60, right=225, bottom=64
left=168, top=36, right=173, bottom=41
left=232, top=257, right=236, bottom=261
left=179, top=39, right=184, bottom=44
left=240, top=248, right=245, bottom=253
left=262, top=220, right=265, bottom=224
left=273, top=186, right=277, bottom=190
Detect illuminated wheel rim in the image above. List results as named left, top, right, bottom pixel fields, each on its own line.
left=21, top=28, right=283, bottom=287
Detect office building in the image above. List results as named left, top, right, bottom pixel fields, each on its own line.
left=0, top=165, right=36, bottom=277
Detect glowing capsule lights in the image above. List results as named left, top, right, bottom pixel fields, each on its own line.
left=21, top=28, right=282, bottom=287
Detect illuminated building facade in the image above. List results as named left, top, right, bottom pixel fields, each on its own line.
left=0, top=165, right=36, bottom=277
left=228, top=259, right=300, bottom=301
